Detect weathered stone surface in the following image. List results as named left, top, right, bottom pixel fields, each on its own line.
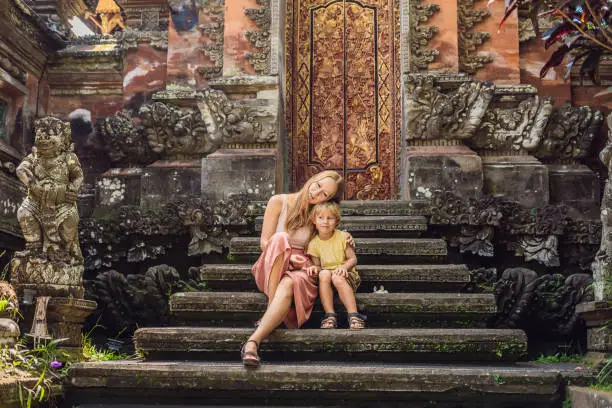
left=47, top=297, right=97, bottom=347
left=577, top=302, right=612, bottom=352
left=65, top=361, right=562, bottom=407
left=255, top=215, right=428, bottom=236
left=569, top=386, right=612, bottom=408
left=0, top=377, right=47, bottom=408
left=403, top=143, right=483, bottom=202
left=230, top=237, right=448, bottom=259
left=548, top=165, right=600, bottom=220
left=170, top=292, right=496, bottom=328
left=0, top=318, right=19, bottom=346
left=140, top=161, right=201, bottom=209
left=201, top=149, right=276, bottom=202
left=197, top=264, right=470, bottom=292
left=482, top=155, right=549, bottom=208
left=134, top=327, right=526, bottom=362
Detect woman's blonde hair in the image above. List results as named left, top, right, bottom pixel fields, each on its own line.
left=285, top=170, right=344, bottom=232
left=311, top=202, right=341, bottom=226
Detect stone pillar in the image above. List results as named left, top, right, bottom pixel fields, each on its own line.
left=201, top=75, right=280, bottom=202
left=402, top=74, right=493, bottom=201
left=46, top=298, right=97, bottom=353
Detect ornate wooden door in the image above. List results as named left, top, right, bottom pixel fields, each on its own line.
left=286, top=0, right=401, bottom=200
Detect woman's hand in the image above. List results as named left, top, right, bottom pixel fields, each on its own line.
left=305, top=265, right=319, bottom=277
left=343, top=231, right=355, bottom=248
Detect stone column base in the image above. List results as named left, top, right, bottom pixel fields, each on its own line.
left=202, top=149, right=277, bottom=202
left=47, top=297, right=97, bottom=348
left=548, top=164, right=600, bottom=220
left=577, top=301, right=612, bottom=353
left=11, top=255, right=84, bottom=298
left=482, top=155, right=549, bottom=208
left=402, top=142, right=483, bottom=201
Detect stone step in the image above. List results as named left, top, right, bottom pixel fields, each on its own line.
left=66, top=361, right=563, bottom=407
left=134, top=327, right=527, bottom=363
left=254, top=215, right=429, bottom=236
left=197, top=264, right=470, bottom=292
left=230, top=237, right=448, bottom=261
left=249, top=199, right=432, bottom=217
left=170, top=292, right=496, bottom=328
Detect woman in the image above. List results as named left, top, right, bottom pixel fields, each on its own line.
left=241, top=170, right=348, bottom=367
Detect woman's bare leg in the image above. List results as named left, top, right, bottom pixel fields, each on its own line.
left=318, top=269, right=335, bottom=314
left=244, top=277, right=294, bottom=355
left=332, top=275, right=357, bottom=314
left=265, top=254, right=285, bottom=306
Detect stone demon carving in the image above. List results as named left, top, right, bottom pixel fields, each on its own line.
left=405, top=75, right=494, bottom=140
left=12, top=117, right=85, bottom=298
left=16, top=117, right=83, bottom=263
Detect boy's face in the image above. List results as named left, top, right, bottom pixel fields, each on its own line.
left=314, top=208, right=338, bottom=234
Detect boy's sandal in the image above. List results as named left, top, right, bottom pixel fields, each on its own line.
left=241, top=339, right=260, bottom=368
left=320, top=313, right=338, bottom=329
left=348, top=313, right=367, bottom=329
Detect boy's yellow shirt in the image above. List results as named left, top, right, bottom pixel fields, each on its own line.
left=307, top=230, right=353, bottom=271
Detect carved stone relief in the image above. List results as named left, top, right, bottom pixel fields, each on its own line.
left=244, top=0, right=271, bottom=75
left=198, top=0, right=224, bottom=79
left=409, top=0, right=440, bottom=71
left=470, top=95, right=553, bottom=153
left=535, top=103, right=603, bottom=164
left=97, top=89, right=277, bottom=163
left=405, top=74, right=494, bottom=140
left=458, top=0, right=493, bottom=74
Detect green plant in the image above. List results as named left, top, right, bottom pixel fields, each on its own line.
left=81, top=323, right=134, bottom=362
left=534, top=353, right=587, bottom=364
left=591, top=357, right=612, bottom=391
left=1, top=338, right=69, bottom=408
left=493, top=374, right=506, bottom=385
left=0, top=297, right=22, bottom=320
left=562, top=395, right=572, bottom=408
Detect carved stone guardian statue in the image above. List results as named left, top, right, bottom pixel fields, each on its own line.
left=11, top=117, right=85, bottom=298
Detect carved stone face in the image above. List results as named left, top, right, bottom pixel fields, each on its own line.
left=33, top=117, right=70, bottom=157
left=35, top=130, right=63, bottom=157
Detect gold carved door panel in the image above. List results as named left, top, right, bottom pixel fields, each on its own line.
left=286, top=0, right=401, bottom=200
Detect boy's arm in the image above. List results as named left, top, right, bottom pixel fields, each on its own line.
left=342, top=245, right=357, bottom=271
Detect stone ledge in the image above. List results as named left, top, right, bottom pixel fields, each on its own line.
left=230, top=237, right=448, bottom=258
left=170, top=292, right=496, bottom=328
left=65, top=361, right=562, bottom=407
left=254, top=215, right=428, bottom=235
left=134, top=327, right=527, bottom=362
left=197, top=264, right=470, bottom=292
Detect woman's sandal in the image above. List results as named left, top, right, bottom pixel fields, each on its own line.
left=348, top=313, right=367, bottom=329
left=320, top=313, right=337, bottom=329
left=241, top=339, right=260, bottom=368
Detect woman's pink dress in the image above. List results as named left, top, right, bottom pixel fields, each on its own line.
left=252, top=195, right=317, bottom=328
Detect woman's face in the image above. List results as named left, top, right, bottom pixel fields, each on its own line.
left=307, top=177, right=337, bottom=205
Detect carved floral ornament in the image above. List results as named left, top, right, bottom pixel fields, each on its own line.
left=405, top=75, right=601, bottom=158
left=96, top=89, right=276, bottom=164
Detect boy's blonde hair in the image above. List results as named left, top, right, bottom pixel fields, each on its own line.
left=311, top=201, right=341, bottom=228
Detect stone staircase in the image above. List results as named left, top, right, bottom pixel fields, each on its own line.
left=66, top=201, right=573, bottom=407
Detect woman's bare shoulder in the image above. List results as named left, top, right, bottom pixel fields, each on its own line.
left=265, top=194, right=284, bottom=213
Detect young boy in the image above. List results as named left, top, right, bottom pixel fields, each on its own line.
left=306, top=202, right=366, bottom=329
